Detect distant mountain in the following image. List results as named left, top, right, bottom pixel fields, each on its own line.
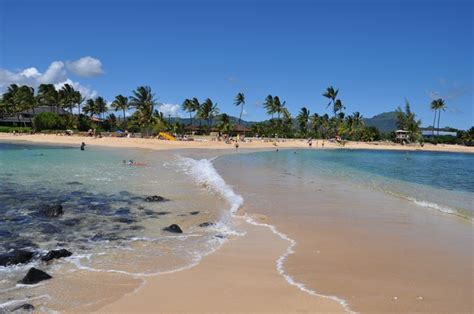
left=363, top=111, right=398, bottom=133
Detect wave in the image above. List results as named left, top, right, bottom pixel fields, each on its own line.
left=382, top=189, right=472, bottom=220
left=174, top=156, right=355, bottom=313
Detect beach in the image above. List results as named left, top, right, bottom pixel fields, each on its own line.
left=0, top=133, right=473, bottom=153
left=0, top=135, right=472, bottom=313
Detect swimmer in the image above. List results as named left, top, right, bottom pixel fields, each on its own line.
left=80, top=142, right=86, bottom=151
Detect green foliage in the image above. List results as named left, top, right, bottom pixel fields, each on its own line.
left=33, top=112, right=66, bottom=131
left=0, top=126, right=32, bottom=133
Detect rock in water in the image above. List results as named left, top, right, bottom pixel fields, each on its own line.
left=198, top=222, right=214, bottom=228
left=189, top=211, right=200, bottom=215
left=145, top=195, right=169, bottom=202
left=0, top=250, right=34, bottom=267
left=40, top=204, right=64, bottom=218
left=11, top=304, right=35, bottom=312
left=41, top=249, right=72, bottom=262
left=163, top=224, right=183, bottom=233
left=19, top=268, right=52, bottom=285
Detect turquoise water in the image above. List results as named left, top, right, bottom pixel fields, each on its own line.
left=219, top=149, right=474, bottom=218
left=0, top=143, right=230, bottom=311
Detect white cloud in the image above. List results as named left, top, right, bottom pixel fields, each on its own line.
left=66, top=56, right=103, bottom=77
left=158, top=103, right=182, bottom=117
left=242, top=109, right=248, bottom=116
left=0, top=57, right=102, bottom=99
left=54, top=79, right=98, bottom=99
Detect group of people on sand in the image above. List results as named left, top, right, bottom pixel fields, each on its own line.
left=307, top=138, right=325, bottom=148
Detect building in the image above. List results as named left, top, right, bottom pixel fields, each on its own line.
left=395, top=130, right=410, bottom=143
left=421, top=130, right=457, bottom=138
left=0, top=106, right=68, bottom=127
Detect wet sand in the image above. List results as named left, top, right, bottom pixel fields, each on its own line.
left=98, top=217, right=346, bottom=313
left=217, top=160, right=474, bottom=313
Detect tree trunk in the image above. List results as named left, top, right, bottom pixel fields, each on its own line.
left=432, top=110, right=437, bottom=136
left=123, top=109, right=127, bottom=123
left=239, top=105, right=243, bottom=125
left=437, top=110, right=441, bottom=136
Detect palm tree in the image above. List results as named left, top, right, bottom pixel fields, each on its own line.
left=264, top=95, right=275, bottom=119
left=181, top=99, right=195, bottom=125
left=310, top=113, right=320, bottom=135
left=217, top=113, right=233, bottom=135
left=14, top=85, right=36, bottom=126
left=323, top=86, right=338, bottom=114
left=37, top=84, right=58, bottom=113
left=111, top=95, right=129, bottom=123
left=59, top=84, right=77, bottom=115
left=198, top=98, right=219, bottom=128
left=94, top=97, right=108, bottom=119
left=83, top=99, right=96, bottom=117
left=191, top=97, right=201, bottom=127
left=430, top=100, right=438, bottom=136
left=234, top=92, right=245, bottom=125
left=296, top=107, right=310, bottom=136
left=129, top=86, right=157, bottom=134
left=273, top=96, right=285, bottom=120
left=431, top=98, right=446, bottom=136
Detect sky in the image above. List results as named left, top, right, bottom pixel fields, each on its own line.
left=0, top=0, right=472, bottom=129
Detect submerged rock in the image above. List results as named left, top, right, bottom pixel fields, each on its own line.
left=66, top=181, right=82, bottom=186
left=163, top=224, right=183, bottom=233
left=156, top=211, right=170, bottom=216
left=198, top=222, right=214, bottom=228
left=0, top=250, right=34, bottom=267
left=145, top=195, right=169, bottom=202
left=40, top=204, right=63, bottom=218
left=11, top=304, right=35, bottom=312
left=41, top=249, right=72, bottom=262
left=189, top=211, right=200, bottom=215
left=19, top=268, right=52, bottom=285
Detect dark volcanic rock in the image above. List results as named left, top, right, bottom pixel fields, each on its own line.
left=40, top=204, right=63, bottom=218
left=145, top=195, right=169, bottom=202
left=113, top=217, right=136, bottom=224
left=11, top=303, right=35, bottom=312
left=189, top=211, right=200, bottom=215
left=0, top=250, right=34, bottom=267
left=163, top=224, right=183, bottom=233
left=198, top=222, right=214, bottom=228
left=19, top=268, right=52, bottom=285
left=66, top=181, right=82, bottom=186
left=41, top=249, right=72, bottom=262
left=156, top=211, right=170, bottom=216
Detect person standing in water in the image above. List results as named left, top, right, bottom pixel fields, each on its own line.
left=80, top=142, right=86, bottom=151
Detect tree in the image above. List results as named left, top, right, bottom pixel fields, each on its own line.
left=59, top=84, right=78, bottom=115
left=434, top=98, right=446, bottom=136
left=296, top=107, right=310, bottom=136
left=323, top=86, right=338, bottom=115
left=396, top=99, right=421, bottom=142
left=129, top=86, right=158, bottom=135
left=264, top=95, right=276, bottom=119
left=198, top=98, right=219, bottom=128
left=217, top=113, right=233, bottom=135
left=234, top=92, right=245, bottom=125
left=181, top=99, right=195, bottom=125
left=111, top=95, right=129, bottom=123
left=94, top=97, right=108, bottom=119
left=191, top=97, right=201, bottom=127
left=273, top=96, right=285, bottom=120
left=83, top=99, right=96, bottom=117
left=37, top=84, right=58, bottom=113
left=430, top=99, right=438, bottom=136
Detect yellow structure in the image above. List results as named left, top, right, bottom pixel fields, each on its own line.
left=158, top=132, right=177, bottom=141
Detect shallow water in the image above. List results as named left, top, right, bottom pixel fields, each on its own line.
left=215, top=148, right=474, bottom=313
left=0, top=143, right=235, bottom=312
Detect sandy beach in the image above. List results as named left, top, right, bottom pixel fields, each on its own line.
left=0, top=133, right=473, bottom=153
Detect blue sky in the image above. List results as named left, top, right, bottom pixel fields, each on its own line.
left=0, top=0, right=472, bottom=129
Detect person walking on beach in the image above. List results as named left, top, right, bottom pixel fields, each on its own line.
left=80, top=142, right=86, bottom=151
left=235, top=141, right=239, bottom=151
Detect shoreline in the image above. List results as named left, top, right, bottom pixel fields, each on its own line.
left=97, top=214, right=347, bottom=313
left=1, top=133, right=473, bottom=153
